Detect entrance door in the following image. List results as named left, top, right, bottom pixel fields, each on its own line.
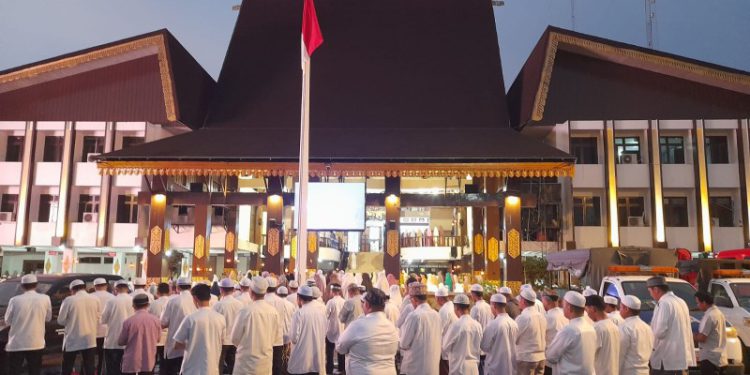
left=23, top=260, right=44, bottom=274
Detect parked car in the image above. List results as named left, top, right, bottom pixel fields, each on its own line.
left=0, top=273, right=123, bottom=375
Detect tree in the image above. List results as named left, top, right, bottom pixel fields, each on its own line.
left=523, top=256, right=549, bottom=288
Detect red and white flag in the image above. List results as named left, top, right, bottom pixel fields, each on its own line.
left=301, top=0, right=324, bottom=64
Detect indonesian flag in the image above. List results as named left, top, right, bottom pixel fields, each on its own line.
left=301, top=0, right=324, bottom=64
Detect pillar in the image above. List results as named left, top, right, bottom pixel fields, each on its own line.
left=694, top=119, right=713, bottom=252
left=603, top=120, right=620, bottom=247
left=737, top=119, right=750, bottom=246
left=96, top=122, right=116, bottom=247
left=384, top=176, right=401, bottom=278
left=192, top=203, right=211, bottom=280
left=224, top=206, right=239, bottom=278
left=53, top=121, right=76, bottom=243
left=264, top=193, right=284, bottom=275
left=471, top=184, right=485, bottom=277
left=647, top=120, right=667, bottom=246
left=15, top=121, right=36, bottom=246
left=503, top=195, right=522, bottom=293
left=484, top=178, right=501, bottom=281
left=146, top=193, right=168, bottom=283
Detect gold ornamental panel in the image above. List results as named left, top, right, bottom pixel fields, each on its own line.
left=149, top=226, right=163, bottom=255
left=387, top=230, right=399, bottom=257
left=113, top=258, right=121, bottom=274
left=507, top=229, right=521, bottom=259
left=487, top=237, right=499, bottom=262
left=506, top=281, right=522, bottom=295
left=194, top=235, right=205, bottom=259
left=225, top=232, right=236, bottom=253
left=308, top=233, right=318, bottom=254
left=473, top=233, right=484, bottom=255
left=268, top=228, right=280, bottom=256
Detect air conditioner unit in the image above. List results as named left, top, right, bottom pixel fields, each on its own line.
left=0, top=212, right=13, bottom=221
left=621, top=154, right=638, bottom=164
left=628, top=216, right=644, bottom=227
left=86, top=153, right=101, bottom=163
left=711, top=217, right=721, bottom=227
left=82, top=212, right=98, bottom=223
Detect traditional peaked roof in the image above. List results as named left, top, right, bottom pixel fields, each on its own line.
left=508, top=26, right=750, bottom=127
left=0, top=29, right=215, bottom=128
left=97, top=0, right=575, bottom=178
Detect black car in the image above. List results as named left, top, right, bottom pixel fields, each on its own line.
left=0, top=273, right=123, bottom=374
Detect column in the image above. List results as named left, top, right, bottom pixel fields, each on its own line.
left=14, top=121, right=36, bottom=246
left=384, top=176, right=401, bottom=278
left=694, top=119, right=713, bottom=253
left=192, top=203, right=211, bottom=281
left=471, top=187, right=485, bottom=277
left=503, top=195, right=522, bottom=293
left=53, top=122, right=76, bottom=244
left=737, top=119, right=750, bottom=246
left=647, top=120, right=667, bottom=246
left=96, top=122, right=116, bottom=247
left=603, top=120, right=620, bottom=246
left=223, top=206, right=239, bottom=278
left=264, top=193, right=284, bottom=275
left=561, top=122, right=576, bottom=249
left=146, top=193, right=168, bottom=283
left=305, top=231, right=319, bottom=271
left=484, top=178, right=501, bottom=282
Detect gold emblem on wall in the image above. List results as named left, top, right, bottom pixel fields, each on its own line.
left=507, top=229, right=521, bottom=259
left=473, top=233, right=484, bottom=255
left=149, top=226, right=163, bottom=255
left=194, top=235, right=205, bottom=259
left=506, top=280, right=522, bottom=295
left=308, top=233, right=318, bottom=254
left=268, top=228, right=280, bottom=256
left=387, top=230, right=399, bottom=257
left=225, top=232, right=236, bottom=253
left=45, top=258, right=52, bottom=274
left=487, top=237, right=499, bottom=262
left=113, top=258, right=121, bottom=274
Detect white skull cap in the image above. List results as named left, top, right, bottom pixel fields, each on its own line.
left=298, top=285, right=314, bottom=297
left=251, top=276, right=268, bottom=294
left=453, top=293, right=471, bottom=305
left=470, top=284, right=484, bottom=293
left=603, top=296, right=618, bottom=305
left=265, top=277, right=278, bottom=288
left=564, top=291, right=586, bottom=308
left=621, top=295, right=641, bottom=310
left=490, top=293, right=507, bottom=304
left=520, top=288, right=536, bottom=302
left=69, top=279, right=85, bottom=289
left=134, top=277, right=147, bottom=286
left=498, top=286, right=512, bottom=295
left=277, top=286, right=289, bottom=295
left=288, top=280, right=299, bottom=288
left=219, top=278, right=235, bottom=289
left=582, top=286, right=598, bottom=297
left=177, top=277, right=192, bottom=286
left=239, top=277, right=252, bottom=287
left=93, top=277, right=107, bottom=286
left=21, top=274, right=38, bottom=284
left=435, top=287, right=449, bottom=297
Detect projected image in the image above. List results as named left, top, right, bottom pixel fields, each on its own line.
left=295, top=183, right=366, bottom=230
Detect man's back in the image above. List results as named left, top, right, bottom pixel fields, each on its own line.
left=118, top=310, right=162, bottom=373
left=442, top=315, right=482, bottom=375
left=481, top=314, right=518, bottom=375
left=336, top=311, right=399, bottom=374
left=325, top=295, right=346, bottom=343
left=101, top=293, right=134, bottom=349
left=470, top=300, right=492, bottom=328
left=399, top=303, right=442, bottom=375
left=58, top=291, right=101, bottom=352
left=651, top=292, right=696, bottom=370
left=231, top=300, right=280, bottom=375
left=161, top=290, right=197, bottom=359
left=619, top=316, right=653, bottom=375
left=545, top=316, right=596, bottom=374
left=288, top=302, right=327, bottom=374
left=515, top=308, right=547, bottom=363
left=212, top=295, right=244, bottom=346
left=4, top=290, right=52, bottom=351
left=174, top=307, right=226, bottom=375
left=91, top=290, right=114, bottom=338
left=339, top=296, right=363, bottom=328
left=544, top=307, right=569, bottom=347
left=593, top=318, right=620, bottom=375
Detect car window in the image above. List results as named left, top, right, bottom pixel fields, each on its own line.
left=712, top=284, right=730, bottom=300
left=730, top=283, right=750, bottom=311
left=622, top=281, right=698, bottom=311
left=0, top=281, right=53, bottom=308
left=603, top=282, right=619, bottom=298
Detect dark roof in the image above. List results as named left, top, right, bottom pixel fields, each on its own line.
left=0, top=30, right=215, bottom=129
left=508, top=26, right=750, bottom=127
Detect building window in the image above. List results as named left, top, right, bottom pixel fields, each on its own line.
left=618, top=197, right=645, bottom=227
left=116, top=194, right=139, bottom=223
left=706, top=136, right=729, bottom=164
left=615, top=137, right=641, bottom=164
left=77, top=194, right=100, bottom=222
left=5, top=136, right=24, bottom=162
left=664, top=197, right=689, bottom=227
left=43, top=136, right=64, bottom=162
left=574, top=196, right=601, bottom=226
left=571, top=137, right=598, bottom=164
left=710, top=196, right=734, bottom=227
left=659, top=136, right=685, bottom=164
left=122, top=136, right=145, bottom=149
left=38, top=194, right=58, bottom=222
left=81, top=136, right=104, bottom=162
left=0, top=194, right=18, bottom=219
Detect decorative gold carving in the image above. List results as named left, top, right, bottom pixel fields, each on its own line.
left=113, top=258, right=121, bottom=274
left=267, top=228, right=280, bottom=256
left=194, top=235, right=205, bottom=259
left=387, top=230, right=399, bottom=257
left=291, top=235, right=297, bottom=258
left=308, top=232, right=318, bottom=254
left=473, top=233, right=484, bottom=255
left=45, top=258, right=52, bottom=274
left=507, top=229, right=521, bottom=259
left=149, top=226, right=163, bottom=255
left=487, top=237, right=500, bottom=262
left=505, top=281, right=523, bottom=295
left=225, top=232, right=236, bottom=253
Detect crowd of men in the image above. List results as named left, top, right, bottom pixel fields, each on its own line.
left=2, top=272, right=730, bottom=375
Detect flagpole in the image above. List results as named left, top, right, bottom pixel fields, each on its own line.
left=296, top=52, right=311, bottom=285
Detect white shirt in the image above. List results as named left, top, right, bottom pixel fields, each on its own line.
left=396, top=301, right=414, bottom=329
left=515, top=307, right=547, bottom=363
left=265, top=293, right=290, bottom=346
left=286, top=292, right=298, bottom=305
left=470, top=300, right=493, bottom=329
left=650, top=291, right=696, bottom=370
left=231, top=299, right=281, bottom=375
left=288, top=301, right=327, bottom=374
left=325, top=295, right=346, bottom=343
left=236, top=292, right=252, bottom=306
left=91, top=290, right=114, bottom=338
left=593, top=318, right=620, bottom=375
left=173, top=306, right=226, bottom=375
left=607, top=310, right=625, bottom=326
left=441, top=314, right=482, bottom=375
left=619, top=315, right=653, bottom=375
left=399, top=302, right=442, bottom=375
left=532, top=299, right=546, bottom=314
left=438, top=301, right=458, bottom=337
left=336, top=311, right=400, bottom=375
left=161, top=290, right=197, bottom=359
left=384, top=301, right=400, bottom=325
left=4, top=290, right=52, bottom=351
left=544, top=307, right=569, bottom=347
left=212, top=294, right=244, bottom=346
left=339, top=296, right=363, bottom=329
left=279, top=297, right=298, bottom=344
left=545, top=316, right=596, bottom=375
left=481, top=313, right=518, bottom=375
left=130, top=288, right=155, bottom=303
left=101, top=293, right=134, bottom=349
left=58, top=290, right=102, bottom=352
left=148, top=295, right=170, bottom=346
left=698, top=305, right=728, bottom=367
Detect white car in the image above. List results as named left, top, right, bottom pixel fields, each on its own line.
left=709, top=278, right=750, bottom=368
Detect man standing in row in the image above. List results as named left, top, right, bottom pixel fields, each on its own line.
left=603, top=296, right=624, bottom=326
left=161, top=277, right=197, bottom=375
left=173, top=283, right=226, bottom=375
left=101, top=280, right=135, bottom=375
left=618, top=296, right=653, bottom=375
left=288, top=285, right=327, bottom=375
left=325, top=283, right=346, bottom=374
left=131, top=277, right=154, bottom=303
left=148, top=282, right=171, bottom=365
left=541, top=292, right=567, bottom=375
left=436, top=287, right=457, bottom=375
left=515, top=287, right=546, bottom=375
left=442, top=294, right=482, bottom=375
left=648, top=276, right=696, bottom=374
left=58, top=279, right=101, bottom=375
left=399, top=282, right=441, bottom=375
left=480, top=294, right=517, bottom=375
left=340, top=283, right=363, bottom=331
left=585, top=295, right=620, bottom=375
left=4, top=274, right=52, bottom=375
left=231, top=276, right=280, bottom=375
left=118, top=294, right=162, bottom=375
left=497, top=287, right=520, bottom=319
left=214, top=278, right=244, bottom=374
left=91, top=278, right=114, bottom=374
left=545, top=291, right=596, bottom=374
left=287, top=280, right=299, bottom=304
left=695, top=291, right=728, bottom=375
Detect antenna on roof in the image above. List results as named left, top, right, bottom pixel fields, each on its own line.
left=232, top=4, right=241, bottom=11
left=491, top=0, right=505, bottom=6
left=645, top=0, right=656, bottom=48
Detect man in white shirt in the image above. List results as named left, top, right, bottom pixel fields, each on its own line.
left=100, top=280, right=135, bottom=375
left=647, top=276, right=696, bottom=374
left=442, top=293, right=482, bottom=375
left=287, top=280, right=299, bottom=305
left=264, top=276, right=290, bottom=374
left=161, top=277, right=197, bottom=375
left=337, top=289, right=400, bottom=374
left=148, top=282, right=171, bottom=368
left=58, top=279, right=102, bottom=375
left=288, top=285, right=327, bottom=375
left=603, top=295, right=624, bottom=326
left=131, top=277, right=155, bottom=303
left=582, top=286, right=598, bottom=297
left=90, top=277, right=114, bottom=374
left=213, top=278, right=245, bottom=374
left=618, top=295, right=653, bottom=375
left=497, top=286, right=520, bottom=319
left=694, top=291, right=728, bottom=374
left=231, top=276, right=282, bottom=375
left=469, top=284, right=492, bottom=374
left=339, top=283, right=364, bottom=330
left=399, top=282, right=442, bottom=375
left=4, top=274, right=52, bottom=375
left=174, top=283, right=226, bottom=375
left=545, top=291, right=596, bottom=375
left=383, top=292, right=400, bottom=325
left=435, top=287, right=458, bottom=375
left=584, top=295, right=620, bottom=375
left=515, top=287, right=547, bottom=375
left=541, top=292, right=567, bottom=375
left=480, top=294, right=517, bottom=375
left=325, top=283, right=346, bottom=374
left=235, top=277, right=253, bottom=305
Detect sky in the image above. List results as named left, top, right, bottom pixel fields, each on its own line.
left=1, top=0, right=749, bottom=89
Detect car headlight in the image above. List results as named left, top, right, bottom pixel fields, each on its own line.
left=726, top=327, right=738, bottom=338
